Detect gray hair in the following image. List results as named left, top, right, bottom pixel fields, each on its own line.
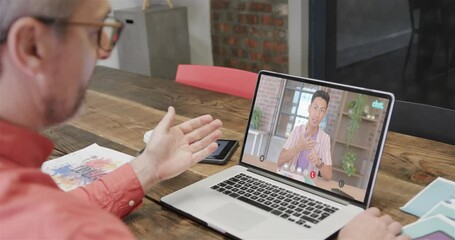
left=0, top=0, right=78, bottom=42
left=0, top=0, right=77, bottom=75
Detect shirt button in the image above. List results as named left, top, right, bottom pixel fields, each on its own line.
left=129, top=200, right=135, bottom=207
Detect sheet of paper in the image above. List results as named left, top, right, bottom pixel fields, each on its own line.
left=401, top=177, right=455, bottom=217
left=41, top=143, right=134, bottom=191
left=421, top=201, right=455, bottom=221
left=402, top=215, right=455, bottom=240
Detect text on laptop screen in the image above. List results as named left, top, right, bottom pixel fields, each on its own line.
left=242, top=73, right=391, bottom=203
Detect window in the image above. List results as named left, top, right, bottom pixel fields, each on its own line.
left=275, top=81, right=322, bottom=138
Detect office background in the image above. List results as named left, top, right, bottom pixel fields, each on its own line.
left=102, top=0, right=455, bottom=124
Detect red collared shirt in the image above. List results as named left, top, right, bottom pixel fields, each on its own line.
left=0, top=120, right=144, bottom=239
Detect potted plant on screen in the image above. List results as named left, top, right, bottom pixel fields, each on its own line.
left=250, top=108, right=262, bottom=130
left=342, top=94, right=366, bottom=177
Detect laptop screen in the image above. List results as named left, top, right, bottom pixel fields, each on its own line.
left=241, top=71, right=394, bottom=206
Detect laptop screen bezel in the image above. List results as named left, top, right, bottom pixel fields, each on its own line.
left=239, top=70, right=395, bottom=209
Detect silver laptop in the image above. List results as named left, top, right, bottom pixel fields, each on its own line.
left=161, top=70, right=394, bottom=239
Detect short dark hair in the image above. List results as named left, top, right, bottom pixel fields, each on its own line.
left=311, top=90, right=330, bottom=106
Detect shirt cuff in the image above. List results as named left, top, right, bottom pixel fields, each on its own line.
left=102, top=163, right=145, bottom=217
left=69, top=162, right=145, bottom=218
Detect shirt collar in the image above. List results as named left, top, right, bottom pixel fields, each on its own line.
left=0, top=120, right=54, bottom=168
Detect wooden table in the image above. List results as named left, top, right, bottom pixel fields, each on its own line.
left=43, top=66, right=455, bottom=239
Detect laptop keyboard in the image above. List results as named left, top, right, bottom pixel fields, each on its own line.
left=210, top=173, right=339, bottom=229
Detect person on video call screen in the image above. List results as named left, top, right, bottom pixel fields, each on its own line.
left=277, top=90, right=333, bottom=181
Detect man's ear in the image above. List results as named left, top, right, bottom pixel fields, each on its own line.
left=6, top=17, right=53, bottom=77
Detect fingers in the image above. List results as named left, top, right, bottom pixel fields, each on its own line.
left=365, top=207, right=381, bottom=216
left=191, top=135, right=223, bottom=164
left=189, top=126, right=223, bottom=152
left=380, top=214, right=394, bottom=224
left=308, top=152, right=317, bottom=164
left=366, top=208, right=405, bottom=238
left=185, top=119, right=223, bottom=144
left=387, top=221, right=403, bottom=236
left=178, top=114, right=214, bottom=134
left=179, top=115, right=223, bottom=164
left=396, top=234, right=412, bottom=240
left=307, top=141, right=317, bottom=149
left=155, top=106, right=176, bottom=133
left=380, top=214, right=403, bottom=236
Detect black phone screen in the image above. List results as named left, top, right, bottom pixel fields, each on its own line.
left=201, top=139, right=238, bottom=165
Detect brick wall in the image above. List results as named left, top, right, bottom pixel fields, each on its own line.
left=211, top=0, right=289, bottom=73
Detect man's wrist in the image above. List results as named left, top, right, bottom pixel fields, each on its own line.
left=316, top=159, right=324, bottom=168
left=130, top=154, right=159, bottom=192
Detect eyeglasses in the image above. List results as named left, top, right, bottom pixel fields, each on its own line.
left=36, top=16, right=124, bottom=52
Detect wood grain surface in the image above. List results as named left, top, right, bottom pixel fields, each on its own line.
left=89, top=66, right=252, bottom=132
left=43, top=66, right=455, bottom=238
left=43, top=125, right=225, bottom=239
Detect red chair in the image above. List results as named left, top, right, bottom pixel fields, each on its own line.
left=175, top=64, right=258, bottom=99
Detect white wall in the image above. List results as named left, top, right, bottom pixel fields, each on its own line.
left=288, top=0, right=309, bottom=77
left=172, top=0, right=213, bottom=66
left=98, top=0, right=213, bottom=69
left=98, top=0, right=142, bottom=68
left=98, top=0, right=143, bottom=69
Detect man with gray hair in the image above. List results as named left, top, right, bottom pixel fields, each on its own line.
left=0, top=0, right=409, bottom=239
left=0, top=0, right=222, bottom=238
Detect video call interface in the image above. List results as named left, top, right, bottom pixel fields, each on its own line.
left=242, top=74, right=391, bottom=202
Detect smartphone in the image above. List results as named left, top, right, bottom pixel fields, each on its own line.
left=200, top=139, right=239, bottom=165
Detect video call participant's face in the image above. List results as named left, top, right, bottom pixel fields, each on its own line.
left=307, top=97, right=328, bottom=129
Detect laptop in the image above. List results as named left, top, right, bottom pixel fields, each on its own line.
left=161, top=70, right=394, bottom=239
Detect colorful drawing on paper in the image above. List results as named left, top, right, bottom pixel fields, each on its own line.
left=41, top=144, right=133, bottom=192
left=44, top=155, right=125, bottom=191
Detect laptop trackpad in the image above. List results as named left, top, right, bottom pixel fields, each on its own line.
left=206, top=202, right=266, bottom=232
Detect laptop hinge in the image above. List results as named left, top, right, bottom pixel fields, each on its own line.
left=247, top=167, right=351, bottom=206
